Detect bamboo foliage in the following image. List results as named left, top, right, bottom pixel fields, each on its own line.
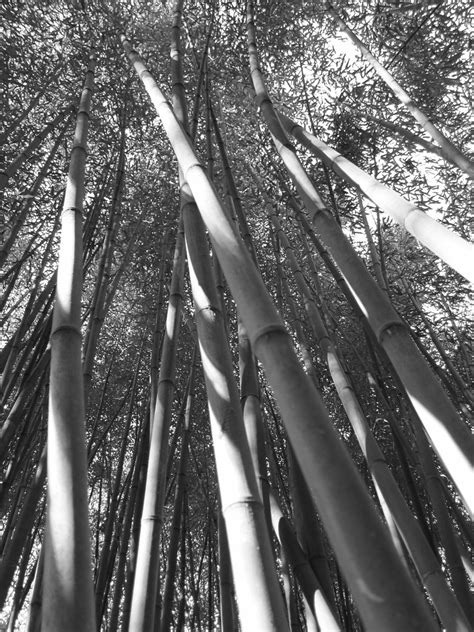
left=326, top=2, right=474, bottom=178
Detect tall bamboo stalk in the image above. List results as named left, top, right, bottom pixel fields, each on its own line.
left=41, top=52, right=96, bottom=632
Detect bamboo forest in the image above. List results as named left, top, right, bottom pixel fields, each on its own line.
left=1, top=0, right=473, bottom=629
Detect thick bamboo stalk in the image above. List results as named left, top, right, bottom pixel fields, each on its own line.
left=122, top=34, right=436, bottom=631
left=41, top=53, right=96, bottom=632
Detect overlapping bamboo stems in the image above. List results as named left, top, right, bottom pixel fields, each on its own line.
left=279, top=112, right=474, bottom=284
left=160, top=346, right=196, bottom=631
left=349, top=323, right=473, bottom=621
left=285, top=448, right=337, bottom=609
left=94, top=339, right=144, bottom=625
left=1, top=193, right=59, bottom=318
left=268, top=488, right=340, bottom=631
left=246, top=2, right=473, bottom=515
left=1, top=308, right=50, bottom=407
left=411, top=417, right=474, bottom=625
left=121, top=415, right=151, bottom=632
left=276, top=259, right=321, bottom=388
left=42, top=52, right=96, bottom=632
left=0, top=446, right=46, bottom=609
left=6, top=525, right=39, bottom=631
left=107, top=419, right=146, bottom=631
left=356, top=192, right=388, bottom=293
left=102, top=203, right=149, bottom=315
left=127, top=37, right=196, bottom=622
left=95, top=466, right=132, bottom=626
left=326, top=3, right=474, bottom=178
left=164, top=3, right=289, bottom=627
left=271, top=211, right=471, bottom=629
left=1, top=347, right=48, bottom=479
left=122, top=30, right=436, bottom=632
left=211, top=54, right=327, bottom=631
left=0, top=342, right=50, bottom=466
left=128, top=222, right=185, bottom=630
left=209, top=94, right=273, bottom=533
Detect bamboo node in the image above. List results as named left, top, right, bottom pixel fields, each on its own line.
left=375, top=320, right=405, bottom=343
left=50, top=324, right=82, bottom=339
left=250, top=322, right=288, bottom=349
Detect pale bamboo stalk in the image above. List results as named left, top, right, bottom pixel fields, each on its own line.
left=149, top=229, right=172, bottom=420
left=41, top=53, right=96, bottom=632
left=246, top=7, right=473, bottom=513
left=122, top=34, right=435, bottom=631
left=108, top=426, right=144, bottom=632
left=128, top=217, right=185, bottom=631
left=279, top=112, right=474, bottom=284
left=326, top=2, right=474, bottom=178
left=269, top=490, right=341, bottom=631
left=160, top=348, right=196, bottom=632
left=286, top=448, right=337, bottom=612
